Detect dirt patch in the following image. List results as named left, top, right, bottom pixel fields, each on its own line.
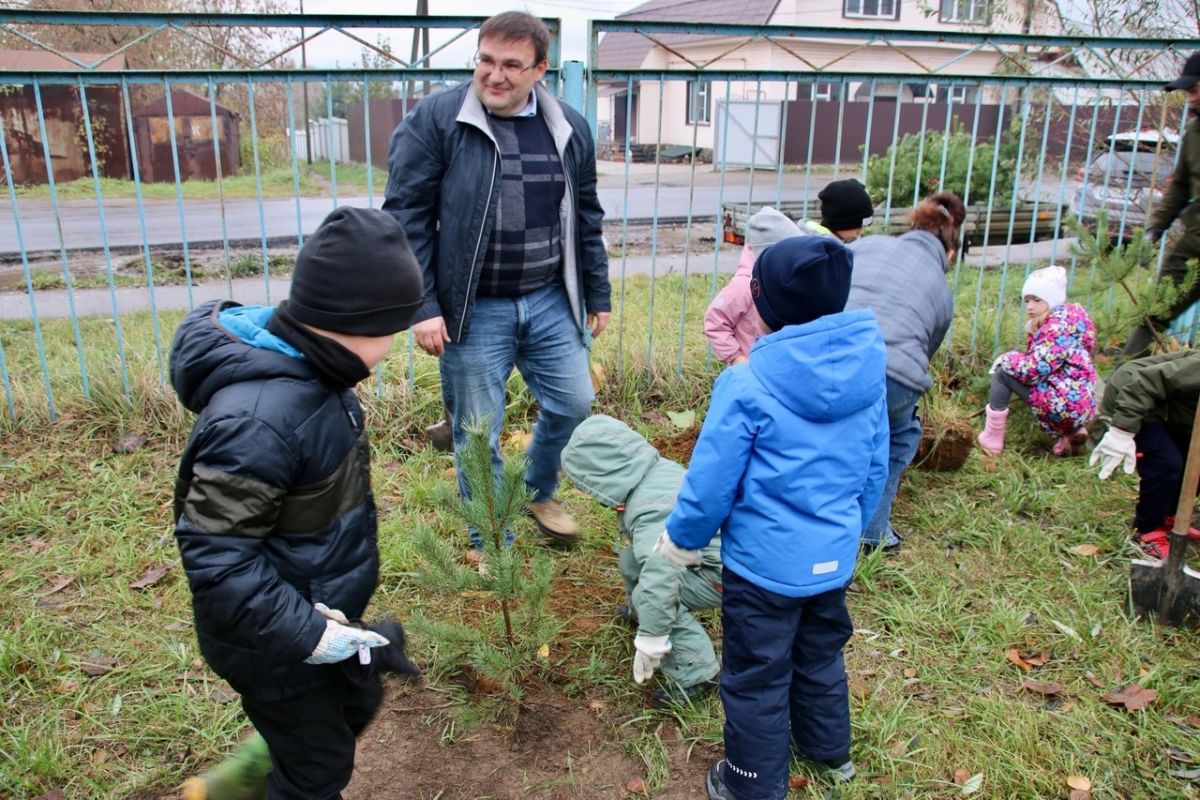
left=348, top=684, right=714, bottom=799
left=912, top=418, right=974, bottom=472
left=650, top=427, right=700, bottom=466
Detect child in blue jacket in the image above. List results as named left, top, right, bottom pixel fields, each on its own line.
left=656, top=236, right=888, bottom=799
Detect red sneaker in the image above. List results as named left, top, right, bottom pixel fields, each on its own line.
left=1136, top=529, right=1170, bottom=560
left=1161, top=517, right=1200, bottom=542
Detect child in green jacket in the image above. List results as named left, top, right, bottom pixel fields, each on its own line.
left=562, top=415, right=722, bottom=708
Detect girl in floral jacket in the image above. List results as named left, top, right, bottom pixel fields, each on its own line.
left=977, top=265, right=1098, bottom=455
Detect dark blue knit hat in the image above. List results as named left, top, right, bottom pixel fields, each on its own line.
left=750, top=236, right=853, bottom=331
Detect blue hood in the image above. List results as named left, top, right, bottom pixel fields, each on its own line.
left=748, top=309, right=887, bottom=422
left=170, top=301, right=313, bottom=413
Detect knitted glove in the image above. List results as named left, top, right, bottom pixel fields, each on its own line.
left=652, top=530, right=702, bottom=567
left=303, top=604, right=390, bottom=665
left=1089, top=427, right=1137, bottom=480
left=632, top=634, right=671, bottom=684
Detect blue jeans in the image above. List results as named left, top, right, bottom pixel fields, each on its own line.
left=862, top=378, right=923, bottom=546
left=439, top=283, right=594, bottom=546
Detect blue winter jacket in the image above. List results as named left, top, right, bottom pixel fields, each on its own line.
left=665, top=309, right=889, bottom=597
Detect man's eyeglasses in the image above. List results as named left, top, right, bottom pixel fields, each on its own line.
left=471, top=51, right=538, bottom=78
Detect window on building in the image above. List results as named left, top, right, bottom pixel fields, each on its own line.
left=938, top=85, right=972, bottom=103
left=686, top=80, right=711, bottom=125
left=939, top=0, right=989, bottom=24
left=843, top=0, right=899, bottom=20
left=809, top=82, right=839, bottom=101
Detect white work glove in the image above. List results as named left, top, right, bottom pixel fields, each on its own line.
left=652, top=530, right=703, bottom=568
left=988, top=354, right=1007, bottom=375
left=1088, top=427, right=1137, bottom=480
left=632, top=634, right=672, bottom=684
left=303, top=603, right=390, bottom=665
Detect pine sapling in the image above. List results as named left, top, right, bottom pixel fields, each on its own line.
left=1069, top=212, right=1198, bottom=350
left=409, top=419, right=560, bottom=704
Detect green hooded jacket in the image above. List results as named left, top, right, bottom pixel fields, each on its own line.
left=561, top=415, right=722, bottom=639
left=1092, top=349, right=1200, bottom=441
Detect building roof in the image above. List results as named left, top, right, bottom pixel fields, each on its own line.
left=0, top=49, right=128, bottom=70
left=134, top=89, right=237, bottom=118
left=596, top=0, right=782, bottom=71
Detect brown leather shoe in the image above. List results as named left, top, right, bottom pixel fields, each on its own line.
left=528, top=499, right=579, bottom=544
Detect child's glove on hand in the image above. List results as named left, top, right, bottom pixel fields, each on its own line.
left=653, top=530, right=702, bottom=567
left=1089, top=427, right=1137, bottom=480
left=632, top=634, right=671, bottom=684
left=303, top=604, right=390, bottom=665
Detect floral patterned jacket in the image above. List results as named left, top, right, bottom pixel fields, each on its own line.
left=999, top=302, right=1098, bottom=435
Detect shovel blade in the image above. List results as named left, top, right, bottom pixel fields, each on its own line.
left=1129, top=559, right=1200, bottom=627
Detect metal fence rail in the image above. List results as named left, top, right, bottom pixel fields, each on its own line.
left=1, top=11, right=1199, bottom=423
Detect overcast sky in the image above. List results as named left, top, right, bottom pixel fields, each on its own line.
left=294, top=0, right=645, bottom=69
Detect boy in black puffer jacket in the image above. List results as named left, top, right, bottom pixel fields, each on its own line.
left=171, top=206, right=422, bottom=800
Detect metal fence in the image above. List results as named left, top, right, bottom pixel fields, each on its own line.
left=0, top=10, right=1198, bottom=422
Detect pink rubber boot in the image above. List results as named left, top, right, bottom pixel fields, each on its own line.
left=1052, top=426, right=1089, bottom=456
left=976, top=406, right=1008, bottom=454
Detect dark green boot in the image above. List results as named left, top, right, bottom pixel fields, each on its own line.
left=181, top=733, right=270, bottom=800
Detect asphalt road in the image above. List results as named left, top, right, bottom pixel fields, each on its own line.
left=0, top=162, right=823, bottom=256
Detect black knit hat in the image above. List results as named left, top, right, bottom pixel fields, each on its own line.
left=288, top=207, right=423, bottom=336
left=818, top=179, right=875, bottom=232
left=1165, top=51, right=1200, bottom=91
left=751, top=236, right=853, bottom=331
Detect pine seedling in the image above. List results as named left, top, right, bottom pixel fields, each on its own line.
left=1069, top=211, right=1198, bottom=350
left=409, top=419, right=560, bottom=705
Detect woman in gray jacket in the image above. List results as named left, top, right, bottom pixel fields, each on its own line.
left=845, top=192, right=965, bottom=551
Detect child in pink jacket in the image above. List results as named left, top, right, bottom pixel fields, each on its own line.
left=704, top=180, right=874, bottom=364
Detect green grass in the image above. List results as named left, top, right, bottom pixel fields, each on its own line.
left=11, top=162, right=389, bottom=201
left=2, top=271, right=1199, bottom=798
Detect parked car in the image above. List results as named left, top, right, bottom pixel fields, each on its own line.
left=1069, top=127, right=1180, bottom=243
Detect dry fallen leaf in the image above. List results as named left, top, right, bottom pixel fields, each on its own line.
left=1067, top=775, right=1092, bottom=791
left=111, top=431, right=149, bottom=453
left=536, top=643, right=550, bottom=659
left=42, top=575, right=76, bottom=596
left=1051, top=619, right=1082, bottom=641
left=80, top=656, right=117, bottom=677
left=1083, top=671, right=1104, bottom=688
left=953, top=768, right=971, bottom=785
left=211, top=685, right=238, bottom=704
left=587, top=699, right=606, bottom=712
left=624, top=776, right=648, bottom=795
left=130, top=563, right=172, bottom=590
left=35, top=788, right=66, bottom=800
left=960, top=772, right=984, bottom=794
left=643, top=410, right=670, bottom=426
left=1071, top=543, right=1101, bottom=557
left=27, top=538, right=49, bottom=553
left=1005, top=647, right=1032, bottom=671
left=503, top=429, right=533, bottom=450
left=1024, top=652, right=1050, bottom=667
left=1023, top=678, right=1065, bottom=696
left=788, top=774, right=811, bottom=789
left=589, top=361, right=607, bottom=392
left=1101, top=684, right=1158, bottom=712
left=903, top=667, right=918, bottom=678
left=1068, top=790, right=1092, bottom=800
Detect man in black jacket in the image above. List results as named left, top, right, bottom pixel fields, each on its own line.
left=172, top=207, right=422, bottom=800
left=384, top=11, right=611, bottom=552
